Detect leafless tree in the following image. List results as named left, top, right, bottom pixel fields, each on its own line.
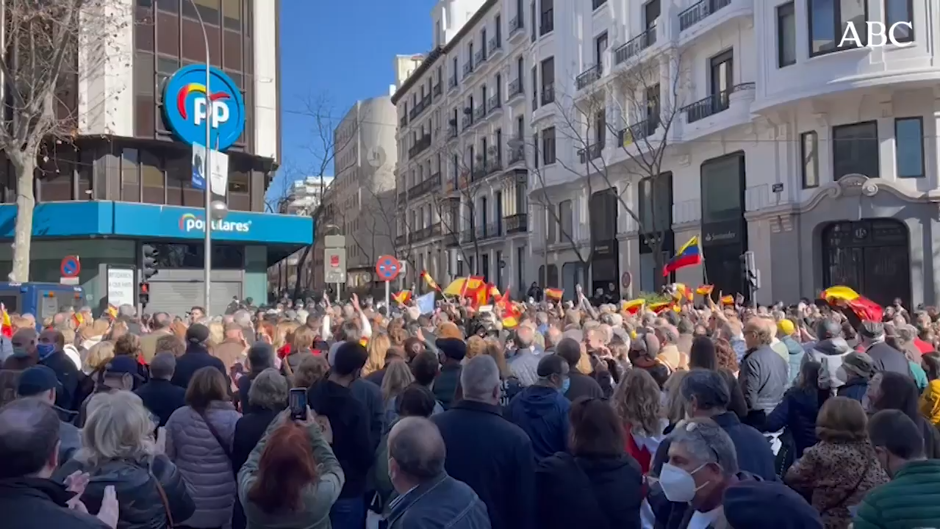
left=550, top=49, right=687, bottom=291
left=3, top=0, right=129, bottom=281
left=337, top=185, right=396, bottom=268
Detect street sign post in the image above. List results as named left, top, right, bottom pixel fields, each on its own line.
left=324, top=248, right=347, bottom=285
left=60, top=255, right=81, bottom=285
left=375, top=255, right=402, bottom=310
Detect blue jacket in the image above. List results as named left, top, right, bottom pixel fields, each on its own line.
left=171, top=344, right=226, bottom=390
left=506, top=385, right=570, bottom=460
left=387, top=473, right=491, bottom=529
left=781, top=336, right=804, bottom=386
left=837, top=378, right=868, bottom=403
left=763, top=387, right=819, bottom=458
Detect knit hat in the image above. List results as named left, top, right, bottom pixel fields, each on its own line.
left=842, top=351, right=875, bottom=380
left=724, top=481, right=823, bottom=529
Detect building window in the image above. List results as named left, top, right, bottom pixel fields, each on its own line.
left=808, top=0, right=868, bottom=56
left=885, top=0, right=914, bottom=43
left=533, top=131, right=539, bottom=168
left=832, top=121, right=879, bottom=180
left=542, top=127, right=556, bottom=165
left=895, top=117, right=924, bottom=178
left=141, top=151, right=165, bottom=204
left=121, top=148, right=140, bottom=202
left=644, top=0, right=660, bottom=30
left=559, top=199, right=573, bottom=238
left=540, top=57, right=554, bottom=105
left=801, top=131, right=819, bottom=188
left=546, top=207, right=556, bottom=242
left=539, top=0, right=554, bottom=36
left=777, top=2, right=796, bottom=67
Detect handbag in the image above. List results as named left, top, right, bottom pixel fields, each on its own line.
left=150, top=470, right=175, bottom=528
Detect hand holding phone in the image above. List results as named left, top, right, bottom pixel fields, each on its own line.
left=289, top=388, right=307, bottom=421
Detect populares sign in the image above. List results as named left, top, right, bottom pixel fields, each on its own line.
left=179, top=213, right=251, bottom=234
left=163, top=65, right=246, bottom=151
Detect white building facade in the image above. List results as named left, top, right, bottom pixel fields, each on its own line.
left=394, top=0, right=939, bottom=307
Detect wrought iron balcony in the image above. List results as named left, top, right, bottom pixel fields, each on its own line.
left=507, top=78, right=523, bottom=99
left=509, top=15, right=523, bottom=36
left=486, top=159, right=502, bottom=175
left=615, top=26, right=657, bottom=65
left=508, top=144, right=525, bottom=165
left=463, top=61, right=473, bottom=76
left=488, top=36, right=501, bottom=55
left=447, top=124, right=458, bottom=139
left=681, top=82, right=754, bottom=124
left=449, top=75, right=458, bottom=89
left=407, top=172, right=441, bottom=201
left=471, top=165, right=486, bottom=181
left=408, top=134, right=432, bottom=158
left=444, top=232, right=459, bottom=247
left=412, top=222, right=443, bottom=243
left=541, top=83, right=555, bottom=106
left=577, top=142, right=603, bottom=163
left=680, top=0, right=732, bottom=32
left=409, top=96, right=431, bottom=120
left=505, top=213, right=528, bottom=234
left=473, top=105, right=486, bottom=121
left=477, top=222, right=502, bottom=241
left=462, top=113, right=474, bottom=129
left=460, top=227, right=475, bottom=243
left=433, top=82, right=442, bottom=97
left=488, top=95, right=502, bottom=113
left=576, top=64, right=602, bottom=90
left=620, top=117, right=659, bottom=145
left=395, top=233, right=407, bottom=246
left=474, top=49, right=485, bottom=66
left=399, top=115, right=407, bottom=128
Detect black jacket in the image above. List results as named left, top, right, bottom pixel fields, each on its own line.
left=351, top=377, right=384, bottom=450
left=306, top=379, right=373, bottom=498
left=40, top=350, right=80, bottom=411
left=536, top=452, right=643, bottom=529
left=171, top=345, right=227, bottom=390
left=231, top=408, right=280, bottom=529
left=434, top=363, right=462, bottom=410
left=0, top=477, right=109, bottom=529
left=565, top=371, right=604, bottom=402
left=762, top=387, right=819, bottom=458
left=432, top=399, right=535, bottom=529
left=740, top=345, right=789, bottom=415
left=866, top=341, right=913, bottom=377
left=55, top=455, right=194, bottom=529
left=135, top=379, right=186, bottom=427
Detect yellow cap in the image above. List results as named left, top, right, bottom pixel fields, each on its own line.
left=777, top=319, right=795, bottom=336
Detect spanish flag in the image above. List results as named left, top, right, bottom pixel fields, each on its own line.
left=442, top=276, right=485, bottom=297
left=545, top=288, right=563, bottom=301
left=696, top=285, right=714, bottom=296
left=107, top=304, right=118, bottom=320
left=496, top=292, right=523, bottom=328
left=622, top=299, right=645, bottom=315
left=0, top=304, right=11, bottom=338
left=672, top=283, right=693, bottom=302
left=663, top=236, right=703, bottom=277
left=488, top=284, right=501, bottom=300
left=648, top=301, right=672, bottom=314
left=720, top=295, right=735, bottom=305
left=420, top=270, right=441, bottom=292
left=392, top=290, right=412, bottom=305
left=821, top=285, right=883, bottom=323
left=72, top=312, right=84, bottom=328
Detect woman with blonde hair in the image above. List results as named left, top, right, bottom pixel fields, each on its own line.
left=170, top=320, right=188, bottom=340
left=465, top=335, right=487, bottom=362
left=382, top=359, right=415, bottom=427
left=363, top=332, right=391, bottom=378
left=661, top=370, right=690, bottom=430
left=83, top=340, right=116, bottom=375
left=612, top=368, right=667, bottom=474
left=284, top=325, right=315, bottom=375
left=55, top=391, right=195, bottom=529
left=292, top=354, right=330, bottom=390
left=79, top=318, right=111, bottom=351
left=207, top=321, right=225, bottom=349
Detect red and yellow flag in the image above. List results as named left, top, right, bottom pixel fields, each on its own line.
left=1, top=304, right=12, bottom=338
left=622, top=299, right=645, bottom=315
left=106, top=304, right=118, bottom=320
left=821, top=285, right=883, bottom=322
left=648, top=301, right=672, bottom=314
left=720, top=295, right=735, bottom=305
left=545, top=288, right=563, bottom=301
left=392, top=290, right=412, bottom=305
left=696, top=285, right=714, bottom=296
left=420, top=270, right=441, bottom=292
left=496, top=292, right=523, bottom=328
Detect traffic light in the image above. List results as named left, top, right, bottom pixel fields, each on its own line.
left=142, top=244, right=159, bottom=281
left=139, top=282, right=150, bottom=307
left=740, top=251, right=760, bottom=292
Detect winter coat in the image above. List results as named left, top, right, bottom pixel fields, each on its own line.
left=238, top=413, right=344, bottom=529
left=866, top=341, right=913, bottom=378
left=434, top=363, right=462, bottom=410
left=740, top=344, right=789, bottom=415
left=536, top=452, right=643, bottom=529
left=40, top=350, right=81, bottom=411
left=135, top=379, right=186, bottom=427
left=0, top=477, right=110, bottom=529
left=837, top=377, right=869, bottom=403
left=506, top=385, right=570, bottom=460
left=564, top=370, right=604, bottom=401
left=854, top=459, right=940, bottom=529
left=165, top=401, right=241, bottom=528
left=781, top=335, right=805, bottom=385
left=785, top=439, right=889, bottom=529
left=231, top=408, right=281, bottom=529
left=803, top=338, right=852, bottom=390
left=432, top=399, right=536, bottom=529
left=171, top=344, right=227, bottom=390
left=56, top=454, right=195, bottom=529
left=920, top=379, right=940, bottom=427
left=763, top=386, right=820, bottom=458
left=387, top=473, right=491, bottom=529
left=306, top=379, right=373, bottom=499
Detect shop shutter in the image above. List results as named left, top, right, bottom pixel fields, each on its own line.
left=147, top=281, right=242, bottom=318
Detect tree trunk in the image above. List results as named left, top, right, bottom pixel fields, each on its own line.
left=10, top=158, right=35, bottom=283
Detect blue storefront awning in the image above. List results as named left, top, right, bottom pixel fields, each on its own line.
left=0, top=201, right=314, bottom=246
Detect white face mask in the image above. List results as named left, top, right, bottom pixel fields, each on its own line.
left=658, top=462, right=708, bottom=503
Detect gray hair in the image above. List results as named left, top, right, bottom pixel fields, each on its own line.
left=680, top=369, right=731, bottom=412
left=232, top=309, right=253, bottom=329
left=150, top=352, right=176, bottom=380
left=668, top=418, right=738, bottom=475
left=816, top=319, right=842, bottom=340
left=118, top=304, right=136, bottom=319
left=459, top=355, right=500, bottom=402
left=295, top=309, right=309, bottom=325
left=248, top=368, right=289, bottom=411
left=388, top=417, right=446, bottom=480
left=78, top=391, right=155, bottom=467
left=657, top=325, right=679, bottom=344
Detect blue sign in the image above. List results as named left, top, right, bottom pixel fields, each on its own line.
left=163, top=65, right=246, bottom=151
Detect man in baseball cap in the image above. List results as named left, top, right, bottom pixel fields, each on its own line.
left=15, top=365, right=80, bottom=462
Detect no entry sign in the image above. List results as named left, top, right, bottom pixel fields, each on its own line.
left=375, top=255, right=401, bottom=282
left=60, top=256, right=81, bottom=278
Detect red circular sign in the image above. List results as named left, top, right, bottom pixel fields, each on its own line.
left=330, top=255, right=340, bottom=267
left=375, top=255, right=401, bottom=281
left=60, top=255, right=81, bottom=278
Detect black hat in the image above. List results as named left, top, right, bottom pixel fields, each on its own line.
left=17, top=365, right=61, bottom=397
left=435, top=338, right=467, bottom=361
left=186, top=323, right=210, bottom=344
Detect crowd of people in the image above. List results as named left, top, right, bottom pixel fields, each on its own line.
left=1, top=288, right=939, bottom=529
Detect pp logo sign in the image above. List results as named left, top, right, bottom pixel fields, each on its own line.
left=163, top=65, right=246, bottom=151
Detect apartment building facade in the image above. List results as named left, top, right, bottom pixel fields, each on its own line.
left=395, top=0, right=938, bottom=307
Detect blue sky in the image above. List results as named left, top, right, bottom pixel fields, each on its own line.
left=271, top=0, right=436, bottom=200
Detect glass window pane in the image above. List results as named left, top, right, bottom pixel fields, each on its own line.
left=222, top=0, right=241, bottom=31
left=141, top=151, right=165, bottom=203
left=810, top=0, right=835, bottom=54
left=895, top=118, right=924, bottom=178
left=195, top=0, right=220, bottom=25
left=156, top=0, right=178, bottom=13
left=207, top=25, right=222, bottom=67
left=135, top=12, right=154, bottom=51
left=38, top=146, right=75, bottom=202
left=886, top=0, right=913, bottom=41
left=223, top=30, right=242, bottom=70
left=134, top=52, right=154, bottom=95
left=156, top=12, right=180, bottom=56
left=135, top=96, right=156, bottom=137
left=228, top=166, right=250, bottom=211
left=181, top=19, right=207, bottom=61
left=78, top=147, right=93, bottom=200
left=832, top=121, right=879, bottom=180
left=839, top=0, right=867, bottom=48
left=802, top=131, right=819, bottom=188
left=701, top=156, right=742, bottom=223
left=777, top=2, right=796, bottom=67
left=121, top=148, right=140, bottom=202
